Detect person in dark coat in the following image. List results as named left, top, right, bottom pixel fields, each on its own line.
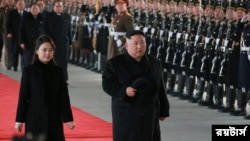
left=19, top=3, right=45, bottom=70
left=102, top=30, right=170, bottom=141
left=6, top=0, right=27, bottom=71
left=44, top=0, right=72, bottom=81
left=15, top=35, right=75, bottom=141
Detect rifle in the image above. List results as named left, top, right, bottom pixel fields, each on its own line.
left=210, top=21, right=224, bottom=74
left=165, top=0, right=175, bottom=64
left=200, top=17, right=212, bottom=73
left=156, top=0, right=166, bottom=60
left=180, top=5, right=192, bottom=68
left=189, top=1, right=203, bottom=70
left=172, top=11, right=184, bottom=66
left=219, top=0, right=232, bottom=76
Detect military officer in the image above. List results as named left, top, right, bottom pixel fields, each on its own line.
left=231, top=0, right=250, bottom=119
left=107, top=0, right=134, bottom=59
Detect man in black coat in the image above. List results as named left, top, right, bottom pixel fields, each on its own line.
left=6, top=0, right=28, bottom=71
left=102, top=30, right=170, bottom=141
left=19, top=3, right=45, bottom=70
left=44, top=0, right=72, bottom=81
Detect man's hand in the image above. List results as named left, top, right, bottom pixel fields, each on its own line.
left=126, top=87, right=137, bottom=97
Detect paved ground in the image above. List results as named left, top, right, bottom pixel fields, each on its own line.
left=1, top=60, right=249, bottom=141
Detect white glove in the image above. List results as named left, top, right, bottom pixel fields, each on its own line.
left=248, top=55, right=250, bottom=61
left=15, top=122, right=23, bottom=132
left=241, top=15, right=248, bottom=23
left=67, top=121, right=75, bottom=130
left=116, top=39, right=123, bottom=48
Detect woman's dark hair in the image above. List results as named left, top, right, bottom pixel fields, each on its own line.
left=32, top=35, right=57, bottom=64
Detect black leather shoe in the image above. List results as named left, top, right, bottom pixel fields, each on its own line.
left=244, top=115, right=250, bottom=120
left=219, top=106, right=235, bottom=113
left=198, top=100, right=213, bottom=106
left=13, top=68, right=17, bottom=72
left=178, top=93, right=189, bottom=100
left=230, top=109, right=246, bottom=116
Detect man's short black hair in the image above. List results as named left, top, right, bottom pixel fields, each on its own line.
left=125, top=30, right=145, bottom=39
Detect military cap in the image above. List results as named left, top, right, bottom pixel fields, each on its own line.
left=213, top=0, right=225, bottom=11
left=188, top=0, right=194, bottom=6
left=125, top=30, right=145, bottom=39
left=225, top=0, right=235, bottom=10
left=235, top=0, right=246, bottom=12
left=115, top=0, right=129, bottom=6
left=178, top=0, right=187, bottom=5
left=193, top=0, right=205, bottom=8
left=204, top=0, right=214, bottom=9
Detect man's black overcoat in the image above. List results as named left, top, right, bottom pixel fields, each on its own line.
left=44, top=11, right=72, bottom=80
left=102, top=53, right=170, bottom=141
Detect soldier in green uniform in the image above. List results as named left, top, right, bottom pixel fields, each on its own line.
left=107, top=0, right=134, bottom=59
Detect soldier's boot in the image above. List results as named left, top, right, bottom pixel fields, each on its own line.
left=230, top=89, right=247, bottom=116
left=219, top=86, right=236, bottom=113
left=191, top=78, right=205, bottom=103
left=199, top=82, right=214, bottom=106
left=208, top=84, right=223, bottom=109
left=174, top=74, right=186, bottom=98
left=181, top=76, right=195, bottom=100
left=166, top=72, right=176, bottom=96
left=244, top=91, right=250, bottom=119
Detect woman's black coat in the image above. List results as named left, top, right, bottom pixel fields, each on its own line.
left=15, top=61, right=73, bottom=141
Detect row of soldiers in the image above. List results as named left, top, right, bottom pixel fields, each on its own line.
left=30, top=0, right=250, bottom=119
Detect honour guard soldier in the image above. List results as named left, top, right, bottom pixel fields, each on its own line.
left=219, top=0, right=240, bottom=113
left=165, top=0, right=178, bottom=95
left=231, top=0, right=250, bottom=119
left=107, top=0, right=134, bottom=59
left=199, top=0, right=227, bottom=108
left=182, top=0, right=205, bottom=101
left=192, top=0, right=214, bottom=103
left=96, top=0, right=115, bottom=73
left=171, top=0, right=188, bottom=98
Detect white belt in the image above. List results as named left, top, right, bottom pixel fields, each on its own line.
left=110, top=32, right=126, bottom=40
left=110, top=32, right=126, bottom=36
left=84, top=22, right=93, bottom=26
left=241, top=46, right=250, bottom=51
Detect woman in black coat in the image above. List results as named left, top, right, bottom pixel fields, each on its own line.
left=102, top=30, right=170, bottom=141
left=15, top=35, right=75, bottom=141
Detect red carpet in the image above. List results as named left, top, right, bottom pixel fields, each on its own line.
left=0, top=74, right=112, bottom=141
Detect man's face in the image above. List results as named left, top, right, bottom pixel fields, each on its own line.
left=30, top=4, right=40, bottom=16
left=53, top=1, right=63, bottom=14
left=16, top=0, right=25, bottom=11
left=37, top=0, right=45, bottom=11
left=125, top=35, right=147, bottom=61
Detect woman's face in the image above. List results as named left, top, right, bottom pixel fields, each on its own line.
left=36, top=42, right=54, bottom=64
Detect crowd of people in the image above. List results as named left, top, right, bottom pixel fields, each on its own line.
left=66, top=0, right=250, bottom=121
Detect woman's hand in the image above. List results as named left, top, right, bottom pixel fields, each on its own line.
left=67, top=121, right=75, bottom=130
left=15, top=122, right=23, bottom=132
